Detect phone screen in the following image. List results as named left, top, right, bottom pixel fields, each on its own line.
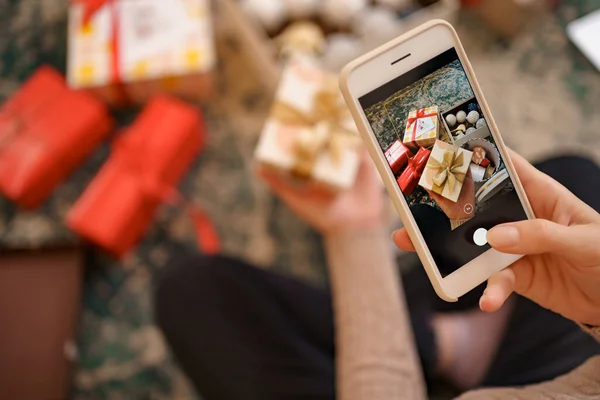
left=359, top=48, right=527, bottom=276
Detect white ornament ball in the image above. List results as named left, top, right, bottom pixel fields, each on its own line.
left=376, top=0, right=412, bottom=10
left=241, top=0, right=287, bottom=32
left=284, top=0, right=320, bottom=19
left=466, top=127, right=476, bottom=135
left=456, top=110, right=467, bottom=124
left=322, top=0, right=368, bottom=28
left=455, top=132, right=466, bottom=140
left=353, top=6, right=401, bottom=42
left=322, top=34, right=363, bottom=72
left=476, top=118, right=487, bottom=129
left=467, top=110, right=480, bottom=125
left=445, top=114, right=457, bottom=128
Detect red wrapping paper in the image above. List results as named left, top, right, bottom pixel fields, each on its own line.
left=0, top=66, right=113, bottom=209
left=384, top=139, right=411, bottom=174
left=397, top=147, right=431, bottom=195
left=67, top=95, right=219, bottom=258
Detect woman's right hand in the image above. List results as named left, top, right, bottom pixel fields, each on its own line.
left=394, top=150, right=600, bottom=327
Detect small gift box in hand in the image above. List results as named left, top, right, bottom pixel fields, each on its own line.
left=397, top=146, right=431, bottom=195
left=67, top=95, right=219, bottom=258
left=419, top=139, right=473, bottom=203
left=403, top=106, right=440, bottom=150
left=254, top=59, right=361, bottom=191
left=68, top=0, right=216, bottom=105
left=0, top=66, right=113, bottom=209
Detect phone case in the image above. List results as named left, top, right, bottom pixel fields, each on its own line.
left=339, top=20, right=535, bottom=302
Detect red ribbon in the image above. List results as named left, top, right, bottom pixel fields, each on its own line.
left=406, top=108, right=437, bottom=143
left=72, top=0, right=128, bottom=103
left=112, top=135, right=221, bottom=255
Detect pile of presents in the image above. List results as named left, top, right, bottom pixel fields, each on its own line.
left=385, top=103, right=497, bottom=208
left=0, top=0, right=219, bottom=258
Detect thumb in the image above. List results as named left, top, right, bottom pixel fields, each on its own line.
left=487, top=219, right=600, bottom=262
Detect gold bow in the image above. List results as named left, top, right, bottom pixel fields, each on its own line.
left=270, top=78, right=358, bottom=179
left=428, top=149, right=465, bottom=195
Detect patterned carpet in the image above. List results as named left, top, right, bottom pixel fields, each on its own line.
left=1, top=0, right=600, bottom=399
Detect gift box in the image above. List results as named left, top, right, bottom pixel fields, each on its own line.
left=385, top=139, right=411, bottom=175
left=418, top=139, right=473, bottom=203
left=0, top=66, right=114, bottom=209
left=397, top=146, right=431, bottom=195
left=403, top=106, right=440, bottom=150
left=67, top=0, right=216, bottom=105
left=67, top=96, right=215, bottom=258
left=254, top=59, right=361, bottom=191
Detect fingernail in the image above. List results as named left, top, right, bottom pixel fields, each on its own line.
left=391, top=230, right=399, bottom=241
left=488, top=225, right=520, bottom=247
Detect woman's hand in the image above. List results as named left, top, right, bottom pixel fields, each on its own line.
left=393, top=150, right=600, bottom=327
left=428, top=172, right=475, bottom=221
left=258, top=151, right=385, bottom=236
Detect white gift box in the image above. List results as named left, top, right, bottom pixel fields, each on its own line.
left=67, top=0, right=215, bottom=105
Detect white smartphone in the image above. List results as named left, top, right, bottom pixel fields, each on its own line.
left=339, top=20, right=535, bottom=302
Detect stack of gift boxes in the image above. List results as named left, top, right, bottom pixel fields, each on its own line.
left=384, top=105, right=474, bottom=204
left=0, top=0, right=219, bottom=258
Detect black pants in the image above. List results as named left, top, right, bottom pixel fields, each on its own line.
left=155, top=156, right=600, bottom=400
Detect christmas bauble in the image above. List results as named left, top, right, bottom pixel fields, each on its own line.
left=456, top=110, right=467, bottom=124
left=476, top=118, right=487, bottom=129
left=445, top=113, right=457, bottom=128
left=466, top=127, right=476, bottom=135
left=376, top=0, right=412, bottom=11
left=241, top=0, right=287, bottom=32
left=322, top=34, right=363, bottom=72
left=467, top=103, right=478, bottom=113
left=284, top=0, right=320, bottom=18
left=322, top=0, right=368, bottom=28
left=454, top=132, right=466, bottom=140
left=353, top=6, right=400, bottom=43
left=276, top=21, right=325, bottom=60
left=466, top=110, right=480, bottom=125
left=455, top=123, right=466, bottom=133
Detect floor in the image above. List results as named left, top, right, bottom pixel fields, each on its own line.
left=1, top=0, right=600, bottom=399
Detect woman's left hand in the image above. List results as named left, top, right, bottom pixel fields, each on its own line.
left=258, top=151, right=385, bottom=236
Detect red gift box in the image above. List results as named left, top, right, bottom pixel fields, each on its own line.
left=384, top=139, right=411, bottom=174
left=397, top=147, right=431, bottom=195
left=0, top=66, right=114, bottom=208
left=67, top=95, right=219, bottom=258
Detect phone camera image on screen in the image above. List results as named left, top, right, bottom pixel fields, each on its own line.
left=359, top=48, right=527, bottom=276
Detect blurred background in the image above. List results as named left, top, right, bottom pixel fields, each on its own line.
left=0, top=0, right=599, bottom=398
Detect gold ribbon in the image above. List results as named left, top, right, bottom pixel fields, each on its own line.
left=428, top=149, right=466, bottom=196
left=270, top=77, right=358, bottom=179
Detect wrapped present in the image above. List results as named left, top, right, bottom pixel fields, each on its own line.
left=384, top=139, right=411, bottom=175
left=403, top=106, right=439, bottom=150
left=418, top=140, right=473, bottom=203
left=67, top=96, right=219, bottom=258
left=254, top=59, right=361, bottom=191
left=67, top=0, right=215, bottom=105
left=397, top=146, right=430, bottom=195
left=0, top=66, right=113, bottom=209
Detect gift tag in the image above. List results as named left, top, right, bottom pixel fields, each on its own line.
left=119, top=0, right=197, bottom=69
left=416, top=118, right=435, bottom=137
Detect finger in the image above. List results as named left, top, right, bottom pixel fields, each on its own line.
left=480, top=267, right=516, bottom=312
left=487, top=219, right=600, bottom=263
left=259, top=167, right=334, bottom=202
left=392, top=229, right=416, bottom=252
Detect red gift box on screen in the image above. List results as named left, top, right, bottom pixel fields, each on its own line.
left=397, top=147, right=431, bottom=195
left=66, top=95, right=218, bottom=258
left=0, top=66, right=113, bottom=209
left=384, top=139, right=411, bottom=174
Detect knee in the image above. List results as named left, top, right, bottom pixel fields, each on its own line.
left=154, top=254, right=228, bottom=333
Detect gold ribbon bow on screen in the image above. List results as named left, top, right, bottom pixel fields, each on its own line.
left=271, top=78, right=358, bottom=178
left=429, top=149, right=465, bottom=195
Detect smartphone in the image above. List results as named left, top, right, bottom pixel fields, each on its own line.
left=339, top=20, right=534, bottom=302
